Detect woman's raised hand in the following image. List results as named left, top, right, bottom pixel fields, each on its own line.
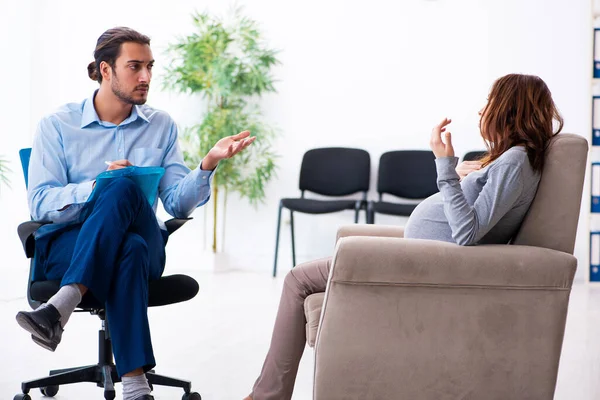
left=430, top=118, right=454, bottom=158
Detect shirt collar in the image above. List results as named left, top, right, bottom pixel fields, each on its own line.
left=80, top=90, right=150, bottom=128
left=80, top=91, right=101, bottom=128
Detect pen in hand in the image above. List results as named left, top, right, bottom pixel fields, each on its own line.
left=104, top=160, right=133, bottom=171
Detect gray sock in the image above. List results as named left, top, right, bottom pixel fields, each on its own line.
left=122, top=373, right=151, bottom=400
left=46, top=283, right=82, bottom=328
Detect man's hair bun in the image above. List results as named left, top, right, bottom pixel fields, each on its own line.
left=87, top=61, right=99, bottom=81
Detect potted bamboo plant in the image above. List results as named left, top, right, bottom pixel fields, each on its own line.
left=164, top=8, right=280, bottom=252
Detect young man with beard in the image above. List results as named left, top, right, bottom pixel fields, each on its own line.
left=15, top=27, right=255, bottom=400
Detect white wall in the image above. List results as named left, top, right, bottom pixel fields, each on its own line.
left=0, top=0, right=591, bottom=281
left=0, top=1, right=32, bottom=299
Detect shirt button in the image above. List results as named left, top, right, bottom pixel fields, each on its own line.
left=202, top=176, right=207, bottom=180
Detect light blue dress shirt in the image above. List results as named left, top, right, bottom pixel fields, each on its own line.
left=28, top=90, right=214, bottom=232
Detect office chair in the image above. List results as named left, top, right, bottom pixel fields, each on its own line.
left=367, top=150, right=438, bottom=224
left=14, top=148, right=202, bottom=400
left=463, top=150, right=487, bottom=161
left=272, top=147, right=370, bottom=277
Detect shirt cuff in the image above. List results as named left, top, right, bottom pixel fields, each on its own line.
left=74, top=180, right=95, bottom=203
left=435, top=157, right=460, bottom=182
left=196, top=160, right=217, bottom=185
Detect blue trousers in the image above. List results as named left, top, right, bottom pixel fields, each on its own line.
left=35, top=178, right=167, bottom=376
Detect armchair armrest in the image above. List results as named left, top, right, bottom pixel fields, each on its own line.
left=17, top=221, right=48, bottom=258
left=18, top=217, right=192, bottom=260
left=331, top=236, right=576, bottom=288
left=164, top=217, right=192, bottom=235
left=336, top=224, right=404, bottom=243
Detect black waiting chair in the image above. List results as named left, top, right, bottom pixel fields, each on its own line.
left=462, top=150, right=487, bottom=161
left=367, top=150, right=438, bottom=224
left=14, top=148, right=202, bottom=400
left=272, top=147, right=370, bottom=277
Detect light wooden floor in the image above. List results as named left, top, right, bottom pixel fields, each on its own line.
left=2, top=266, right=599, bottom=399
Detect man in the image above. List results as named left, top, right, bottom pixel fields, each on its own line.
left=15, top=27, right=254, bottom=400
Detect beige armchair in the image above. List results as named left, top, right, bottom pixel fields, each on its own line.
left=304, top=134, right=587, bottom=399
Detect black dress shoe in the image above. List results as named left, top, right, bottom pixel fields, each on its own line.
left=134, top=395, right=154, bottom=400
left=15, top=304, right=63, bottom=352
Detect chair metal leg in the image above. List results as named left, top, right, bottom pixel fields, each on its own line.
left=354, top=200, right=361, bottom=223
left=273, top=202, right=284, bottom=277
left=147, top=370, right=192, bottom=393
left=290, top=210, right=296, bottom=267
left=367, top=202, right=375, bottom=224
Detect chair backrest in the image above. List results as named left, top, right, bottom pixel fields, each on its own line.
left=462, top=150, right=487, bottom=161
left=512, top=133, right=588, bottom=254
left=19, top=148, right=32, bottom=188
left=377, top=150, right=438, bottom=199
left=299, top=147, right=370, bottom=196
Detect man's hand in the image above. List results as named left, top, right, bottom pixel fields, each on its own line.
left=430, top=118, right=454, bottom=158
left=456, top=160, right=482, bottom=180
left=105, top=160, right=133, bottom=171
left=95, top=160, right=133, bottom=189
left=202, top=131, right=256, bottom=171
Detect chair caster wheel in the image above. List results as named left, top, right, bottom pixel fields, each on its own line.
left=182, top=392, right=202, bottom=400
left=14, top=394, right=31, bottom=400
left=41, top=385, right=59, bottom=397
left=104, top=389, right=116, bottom=400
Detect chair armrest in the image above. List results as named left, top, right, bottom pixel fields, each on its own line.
left=336, top=224, right=404, bottom=243
left=17, top=218, right=192, bottom=259
left=17, top=221, right=48, bottom=258
left=164, top=218, right=192, bottom=235
left=331, top=236, right=576, bottom=289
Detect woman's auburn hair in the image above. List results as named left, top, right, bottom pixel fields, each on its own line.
left=479, top=74, right=563, bottom=172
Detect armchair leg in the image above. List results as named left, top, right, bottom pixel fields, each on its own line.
left=147, top=370, right=192, bottom=393
left=290, top=210, right=296, bottom=267
left=273, top=202, right=284, bottom=277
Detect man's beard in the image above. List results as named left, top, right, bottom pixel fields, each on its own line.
left=111, top=72, right=149, bottom=105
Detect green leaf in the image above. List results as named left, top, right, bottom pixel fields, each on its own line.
left=164, top=7, right=280, bottom=205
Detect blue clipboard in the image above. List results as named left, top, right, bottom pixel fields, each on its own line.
left=86, top=166, right=165, bottom=209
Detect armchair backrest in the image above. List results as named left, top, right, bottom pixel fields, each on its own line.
left=512, top=134, right=588, bottom=254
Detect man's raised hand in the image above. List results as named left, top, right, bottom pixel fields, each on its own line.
left=202, top=131, right=256, bottom=170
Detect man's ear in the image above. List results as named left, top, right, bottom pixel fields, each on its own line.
left=99, top=61, right=112, bottom=82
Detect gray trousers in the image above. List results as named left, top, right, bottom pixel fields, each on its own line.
left=251, top=256, right=332, bottom=400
